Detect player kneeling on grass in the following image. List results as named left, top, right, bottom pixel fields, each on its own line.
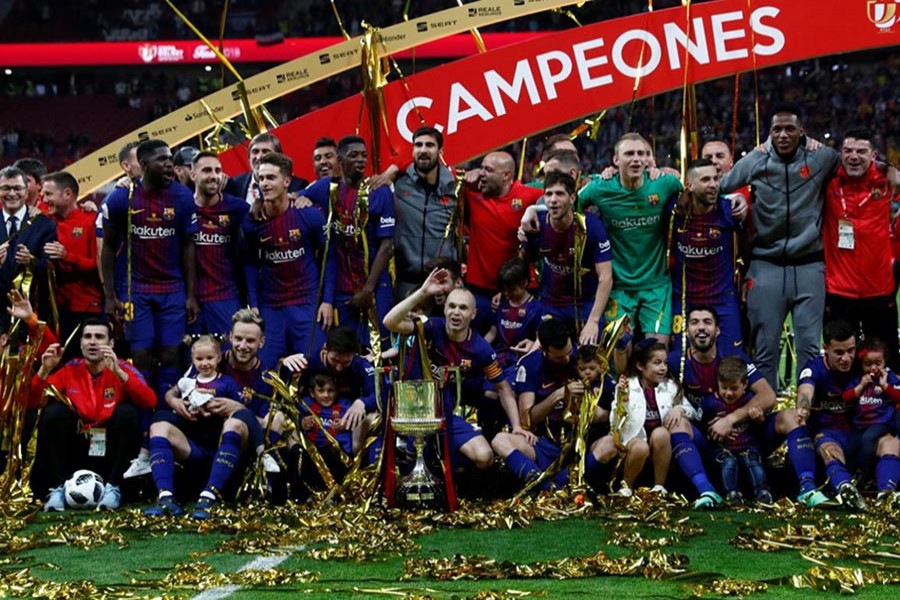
left=145, top=336, right=271, bottom=519
left=31, top=317, right=156, bottom=511
left=701, top=356, right=773, bottom=505
left=842, top=337, right=900, bottom=500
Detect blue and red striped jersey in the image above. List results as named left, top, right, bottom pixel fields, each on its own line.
left=194, top=194, right=249, bottom=303
left=798, top=357, right=856, bottom=432
left=701, top=391, right=759, bottom=452
left=670, top=197, right=742, bottom=304
left=674, top=344, right=763, bottom=412
left=304, top=178, right=395, bottom=294
left=102, top=181, right=197, bottom=295
left=845, top=371, right=900, bottom=429
left=493, top=295, right=543, bottom=368
left=241, top=206, right=335, bottom=309
left=299, top=396, right=353, bottom=454
left=524, top=212, right=611, bottom=307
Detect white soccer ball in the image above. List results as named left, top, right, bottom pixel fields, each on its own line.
left=63, top=469, right=105, bottom=508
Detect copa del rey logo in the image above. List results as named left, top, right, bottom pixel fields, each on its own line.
left=868, top=0, right=900, bottom=29
left=138, top=44, right=185, bottom=63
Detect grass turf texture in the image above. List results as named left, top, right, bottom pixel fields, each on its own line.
left=7, top=500, right=898, bottom=599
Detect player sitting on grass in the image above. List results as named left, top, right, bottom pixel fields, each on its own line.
left=796, top=320, right=867, bottom=509
left=145, top=335, right=269, bottom=519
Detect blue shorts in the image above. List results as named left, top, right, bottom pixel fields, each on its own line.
left=534, top=436, right=562, bottom=470
left=540, top=302, right=599, bottom=339
left=152, top=409, right=223, bottom=451
left=259, top=303, right=316, bottom=369
left=193, top=298, right=242, bottom=337
left=448, top=414, right=484, bottom=460
left=127, top=289, right=187, bottom=350
left=333, top=279, right=393, bottom=349
left=813, top=428, right=855, bottom=452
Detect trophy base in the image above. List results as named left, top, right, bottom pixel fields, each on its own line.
left=397, top=480, right=444, bottom=508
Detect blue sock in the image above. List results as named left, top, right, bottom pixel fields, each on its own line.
left=786, top=428, right=817, bottom=493
left=149, top=436, right=175, bottom=496
left=157, top=365, right=180, bottom=407
left=204, top=431, right=243, bottom=499
left=825, top=460, right=852, bottom=494
left=875, top=455, right=900, bottom=492
left=584, top=451, right=601, bottom=475
left=672, top=432, right=714, bottom=495
left=505, top=450, right=540, bottom=482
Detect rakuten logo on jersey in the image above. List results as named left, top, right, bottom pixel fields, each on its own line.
left=132, top=225, right=176, bottom=239
left=265, top=248, right=306, bottom=263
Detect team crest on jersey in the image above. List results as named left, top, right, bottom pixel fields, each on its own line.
left=648, top=194, right=660, bottom=206
left=218, top=214, right=230, bottom=227
left=709, top=227, right=721, bottom=239
left=459, top=358, right=472, bottom=371
left=518, top=308, right=527, bottom=317
left=103, top=387, right=115, bottom=400
left=241, top=387, right=253, bottom=402
left=871, top=187, right=884, bottom=200
left=799, top=166, right=810, bottom=179
left=163, top=207, right=175, bottom=221
left=72, top=227, right=84, bottom=238
left=289, top=228, right=301, bottom=241
left=511, top=198, right=523, bottom=210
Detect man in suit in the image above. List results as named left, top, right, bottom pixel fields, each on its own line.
left=0, top=166, right=57, bottom=329
left=223, top=132, right=307, bottom=205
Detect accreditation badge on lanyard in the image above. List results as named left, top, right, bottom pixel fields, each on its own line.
left=836, top=186, right=872, bottom=251
left=88, top=428, right=107, bottom=457
left=837, top=220, right=855, bottom=250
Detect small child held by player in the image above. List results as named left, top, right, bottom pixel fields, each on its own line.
left=297, top=372, right=353, bottom=486
left=146, top=336, right=272, bottom=518
left=701, top=356, right=773, bottom=505
left=843, top=338, right=900, bottom=498
left=602, top=339, right=694, bottom=497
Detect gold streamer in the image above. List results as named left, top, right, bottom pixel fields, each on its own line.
left=455, top=0, right=487, bottom=53
left=359, top=23, right=396, bottom=172
left=165, top=0, right=265, bottom=136
left=329, top=0, right=352, bottom=41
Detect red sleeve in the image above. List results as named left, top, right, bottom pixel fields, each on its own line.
left=119, top=361, right=158, bottom=410
left=842, top=387, right=858, bottom=404
left=885, top=385, right=900, bottom=404
left=29, top=367, right=65, bottom=410
left=57, top=219, right=98, bottom=272
left=26, top=315, right=57, bottom=357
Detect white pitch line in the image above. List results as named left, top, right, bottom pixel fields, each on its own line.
left=191, top=549, right=302, bottom=600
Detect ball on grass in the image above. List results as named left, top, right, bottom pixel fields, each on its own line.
left=63, top=470, right=105, bottom=508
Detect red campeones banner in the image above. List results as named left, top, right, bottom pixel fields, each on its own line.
left=0, top=33, right=539, bottom=67
left=219, top=0, right=899, bottom=180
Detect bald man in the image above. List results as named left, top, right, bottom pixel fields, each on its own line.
left=383, top=268, right=535, bottom=472
left=701, top=140, right=735, bottom=174
left=463, top=152, right=543, bottom=333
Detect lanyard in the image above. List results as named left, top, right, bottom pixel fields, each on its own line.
left=837, top=185, right=874, bottom=219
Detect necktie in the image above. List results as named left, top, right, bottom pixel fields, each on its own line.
left=7, top=215, right=17, bottom=237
